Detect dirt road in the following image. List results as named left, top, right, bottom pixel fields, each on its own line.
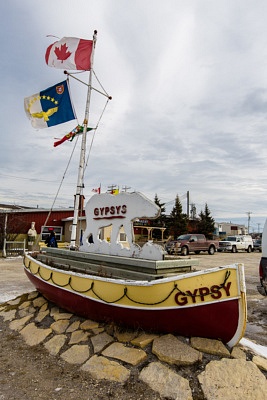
left=189, top=251, right=267, bottom=346
left=0, top=256, right=34, bottom=302
left=0, top=252, right=266, bottom=400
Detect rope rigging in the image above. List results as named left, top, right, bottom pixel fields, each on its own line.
left=38, top=70, right=111, bottom=239
left=26, top=258, right=232, bottom=307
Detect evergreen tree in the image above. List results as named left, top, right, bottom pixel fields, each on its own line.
left=153, top=194, right=166, bottom=239
left=169, top=195, right=188, bottom=238
left=197, top=203, right=215, bottom=238
left=190, top=203, right=197, bottom=220
left=154, top=194, right=166, bottom=221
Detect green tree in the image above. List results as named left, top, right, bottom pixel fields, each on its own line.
left=154, top=194, right=166, bottom=224
left=152, top=194, right=167, bottom=239
left=197, top=203, right=215, bottom=239
left=190, top=203, right=197, bottom=220
left=169, top=195, right=188, bottom=238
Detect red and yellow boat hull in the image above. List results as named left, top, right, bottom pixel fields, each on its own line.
left=23, top=252, right=247, bottom=346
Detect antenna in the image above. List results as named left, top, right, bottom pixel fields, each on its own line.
left=122, top=186, right=131, bottom=192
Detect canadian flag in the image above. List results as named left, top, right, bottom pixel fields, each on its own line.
left=45, top=37, right=93, bottom=71
left=92, top=187, right=101, bottom=194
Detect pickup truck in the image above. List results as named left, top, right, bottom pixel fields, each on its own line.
left=218, top=235, right=253, bottom=253
left=165, top=234, right=219, bottom=256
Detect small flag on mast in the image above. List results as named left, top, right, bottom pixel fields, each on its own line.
left=45, top=37, right=93, bottom=70
left=54, top=125, right=93, bottom=147
left=111, top=189, right=119, bottom=195
left=24, top=80, right=75, bottom=129
left=92, top=187, right=101, bottom=194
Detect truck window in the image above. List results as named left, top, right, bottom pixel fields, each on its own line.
left=227, top=237, right=236, bottom=241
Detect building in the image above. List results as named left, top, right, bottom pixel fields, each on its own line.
left=0, top=207, right=81, bottom=246
left=0, top=206, right=164, bottom=251
left=214, top=222, right=248, bottom=237
left=3, top=204, right=247, bottom=251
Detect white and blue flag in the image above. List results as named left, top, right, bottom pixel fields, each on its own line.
left=24, top=80, right=76, bottom=129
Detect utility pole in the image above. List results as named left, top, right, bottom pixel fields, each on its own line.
left=246, top=212, right=252, bottom=234
left=187, top=191, right=189, bottom=218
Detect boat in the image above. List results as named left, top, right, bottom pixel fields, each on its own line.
left=23, top=31, right=247, bottom=347
left=24, top=249, right=246, bottom=347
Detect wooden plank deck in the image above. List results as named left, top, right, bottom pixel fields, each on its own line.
left=36, top=248, right=199, bottom=281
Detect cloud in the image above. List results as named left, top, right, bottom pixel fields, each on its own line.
left=1, top=0, right=267, bottom=233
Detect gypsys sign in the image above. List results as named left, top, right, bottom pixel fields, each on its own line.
left=79, top=192, right=163, bottom=260
left=93, top=204, right=127, bottom=219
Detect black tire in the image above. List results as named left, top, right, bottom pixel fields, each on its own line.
left=232, top=246, right=237, bottom=253
left=247, top=246, right=252, bottom=253
left=208, top=245, right=215, bottom=255
left=181, top=246, right=189, bottom=256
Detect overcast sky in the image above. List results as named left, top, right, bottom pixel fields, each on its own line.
left=1, top=0, right=267, bottom=232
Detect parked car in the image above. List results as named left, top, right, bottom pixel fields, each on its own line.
left=259, top=222, right=267, bottom=295
left=218, top=235, right=253, bottom=253
left=165, top=240, right=179, bottom=254
left=253, top=239, right=262, bottom=252
left=165, top=234, right=219, bottom=256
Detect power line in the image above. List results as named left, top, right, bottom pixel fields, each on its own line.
left=0, top=172, right=61, bottom=184
left=0, top=172, right=76, bottom=186
left=165, top=192, right=188, bottom=206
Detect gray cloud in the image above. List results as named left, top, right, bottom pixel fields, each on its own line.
left=1, top=0, right=267, bottom=232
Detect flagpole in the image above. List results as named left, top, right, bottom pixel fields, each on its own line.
left=70, top=30, right=97, bottom=249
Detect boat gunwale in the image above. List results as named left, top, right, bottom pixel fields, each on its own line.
left=24, top=251, right=243, bottom=287
left=24, top=270, right=243, bottom=312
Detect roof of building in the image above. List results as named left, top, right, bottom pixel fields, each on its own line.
left=0, top=204, right=32, bottom=210
left=0, top=205, right=74, bottom=213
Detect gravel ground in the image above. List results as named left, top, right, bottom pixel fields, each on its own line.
left=195, top=251, right=267, bottom=346
left=0, top=252, right=266, bottom=399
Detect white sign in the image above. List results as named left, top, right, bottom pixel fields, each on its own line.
left=79, top=192, right=165, bottom=260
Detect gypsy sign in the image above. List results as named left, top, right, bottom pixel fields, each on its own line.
left=80, top=192, right=164, bottom=260
left=175, top=282, right=232, bottom=306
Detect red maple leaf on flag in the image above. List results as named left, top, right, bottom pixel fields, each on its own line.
left=54, top=43, right=71, bottom=62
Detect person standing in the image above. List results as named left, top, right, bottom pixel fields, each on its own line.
left=45, top=230, right=58, bottom=248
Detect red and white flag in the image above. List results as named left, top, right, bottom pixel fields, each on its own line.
left=92, top=187, right=101, bottom=194
left=45, top=37, right=93, bottom=70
